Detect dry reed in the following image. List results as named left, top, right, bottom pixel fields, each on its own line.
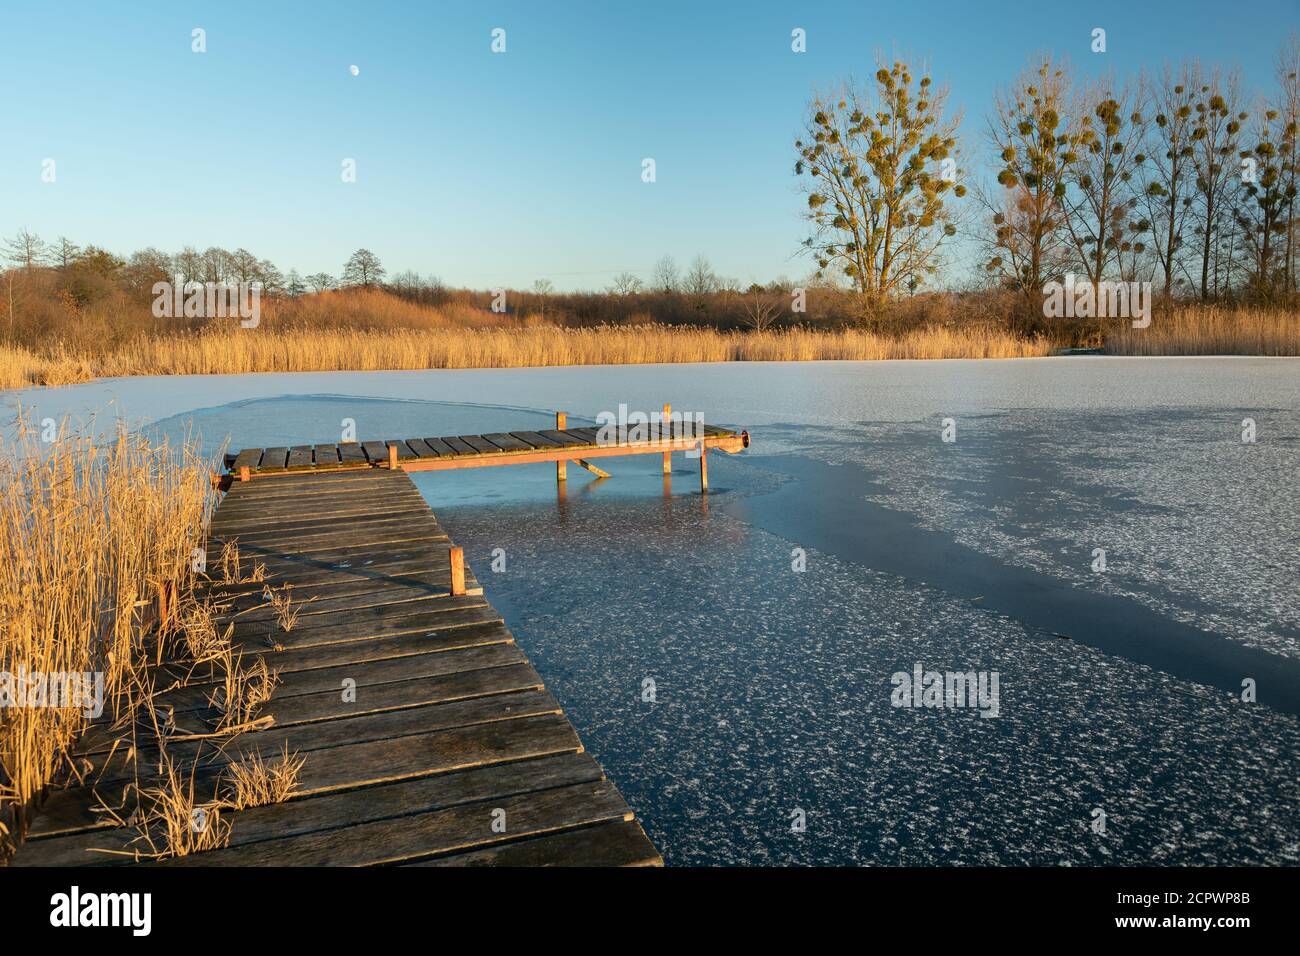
left=1104, top=306, right=1300, bottom=355
left=206, top=653, right=278, bottom=732
left=221, top=743, right=305, bottom=810
left=1, top=324, right=1052, bottom=389
left=128, top=752, right=231, bottom=859
left=0, top=415, right=215, bottom=849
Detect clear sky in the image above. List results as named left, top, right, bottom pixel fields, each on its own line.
left=1, top=0, right=1295, bottom=290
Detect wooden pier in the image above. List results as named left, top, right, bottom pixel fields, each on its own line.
left=12, top=413, right=748, bottom=866
left=223, top=411, right=750, bottom=494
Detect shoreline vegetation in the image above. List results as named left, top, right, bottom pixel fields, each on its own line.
left=0, top=421, right=303, bottom=860
left=0, top=285, right=1297, bottom=390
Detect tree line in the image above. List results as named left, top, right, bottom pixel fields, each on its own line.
left=6, top=36, right=1296, bottom=327
left=795, top=37, right=1300, bottom=312
left=1, top=234, right=388, bottom=299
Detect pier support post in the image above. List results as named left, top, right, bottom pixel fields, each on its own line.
left=556, top=412, right=567, bottom=483
left=662, top=403, right=672, bottom=474
left=699, top=441, right=708, bottom=493
left=449, top=546, right=465, bottom=596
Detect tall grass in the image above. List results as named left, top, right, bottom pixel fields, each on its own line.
left=2, top=303, right=1295, bottom=393
left=0, top=324, right=1051, bottom=387
left=1104, top=307, right=1300, bottom=355
left=0, top=417, right=215, bottom=850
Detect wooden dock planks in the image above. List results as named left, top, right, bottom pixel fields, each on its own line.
left=11, top=467, right=660, bottom=868
left=224, top=419, right=746, bottom=477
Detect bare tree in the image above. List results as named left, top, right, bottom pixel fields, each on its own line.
left=201, top=246, right=232, bottom=282
left=4, top=229, right=48, bottom=269
left=306, top=273, right=335, bottom=293
left=341, top=248, right=385, bottom=288
left=1276, top=35, right=1300, bottom=294
left=229, top=248, right=259, bottom=284
left=54, top=237, right=80, bottom=268
left=123, top=247, right=172, bottom=293
left=742, top=292, right=781, bottom=331
left=173, top=246, right=203, bottom=285
left=683, top=255, right=717, bottom=296
left=1189, top=69, right=1246, bottom=300
left=1136, top=63, right=1200, bottom=303
left=1061, top=76, right=1148, bottom=291
left=256, top=259, right=284, bottom=294
left=608, top=272, right=643, bottom=295
left=796, top=56, right=963, bottom=314
left=652, top=255, right=680, bottom=293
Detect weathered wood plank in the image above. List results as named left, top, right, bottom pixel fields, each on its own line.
left=561, top=427, right=601, bottom=444
left=456, top=435, right=501, bottom=455
left=222, top=469, right=402, bottom=496
left=207, top=532, right=451, bottom=566
left=15, top=752, right=604, bottom=867
left=413, top=819, right=662, bottom=867
left=482, top=433, right=533, bottom=452
left=509, top=430, right=562, bottom=449
left=257, top=447, right=290, bottom=471
left=227, top=604, right=501, bottom=653
left=360, top=441, right=389, bottom=463
left=207, top=519, right=443, bottom=557
left=74, top=644, right=529, bottom=757
left=208, top=505, right=431, bottom=539
left=386, top=440, right=422, bottom=461
left=29, top=713, right=583, bottom=842
left=211, top=496, right=437, bottom=527
left=201, top=573, right=459, bottom=616
left=232, top=448, right=262, bottom=472
left=436, top=436, right=478, bottom=455
left=197, top=554, right=460, bottom=594
left=404, top=438, right=440, bottom=458
left=164, top=779, right=630, bottom=866
left=80, top=689, right=563, bottom=794
left=536, top=429, right=588, bottom=447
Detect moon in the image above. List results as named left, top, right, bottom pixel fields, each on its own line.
left=349, top=64, right=359, bottom=76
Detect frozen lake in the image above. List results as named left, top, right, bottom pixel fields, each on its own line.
left=8, top=357, right=1298, bottom=865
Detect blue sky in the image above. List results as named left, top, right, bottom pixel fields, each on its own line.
left=1, top=0, right=1295, bottom=290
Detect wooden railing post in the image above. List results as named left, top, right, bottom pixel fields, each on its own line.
left=239, top=466, right=250, bottom=482
left=449, top=546, right=465, bottom=596
left=388, top=443, right=398, bottom=470
left=556, top=412, right=567, bottom=483
left=662, top=403, right=672, bottom=474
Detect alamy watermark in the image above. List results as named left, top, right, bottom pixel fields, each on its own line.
left=152, top=274, right=261, bottom=327
left=1, top=667, right=104, bottom=718
left=1042, top=273, right=1151, bottom=328
left=891, top=663, right=1000, bottom=718
left=50, top=886, right=151, bottom=936
left=596, top=403, right=706, bottom=456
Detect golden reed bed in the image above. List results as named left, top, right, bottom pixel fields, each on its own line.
left=1103, top=307, right=1300, bottom=356
left=1, top=326, right=1048, bottom=389
left=0, top=422, right=214, bottom=850
left=2, top=308, right=1297, bottom=391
